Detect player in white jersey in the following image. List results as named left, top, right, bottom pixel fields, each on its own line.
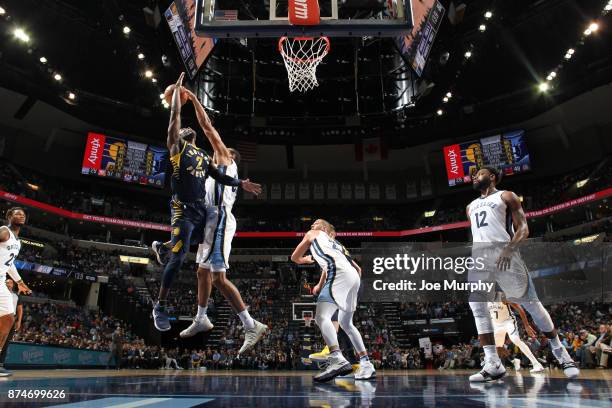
left=179, top=90, right=268, bottom=356
left=291, top=219, right=375, bottom=382
left=466, top=167, right=578, bottom=382
left=488, top=293, right=544, bottom=373
left=0, top=207, right=32, bottom=377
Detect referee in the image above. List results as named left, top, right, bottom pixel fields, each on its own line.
left=0, top=278, right=22, bottom=377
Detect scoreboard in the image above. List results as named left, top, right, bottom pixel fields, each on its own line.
left=443, top=130, right=531, bottom=187
left=81, top=132, right=168, bottom=188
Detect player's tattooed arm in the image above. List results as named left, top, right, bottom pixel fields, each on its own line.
left=508, top=302, right=536, bottom=337
left=184, top=89, right=232, bottom=164
left=497, top=191, right=529, bottom=271
left=502, top=191, right=529, bottom=248
left=167, top=73, right=185, bottom=155
left=291, top=230, right=317, bottom=265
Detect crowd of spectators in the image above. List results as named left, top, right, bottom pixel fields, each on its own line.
left=1, top=157, right=610, bottom=233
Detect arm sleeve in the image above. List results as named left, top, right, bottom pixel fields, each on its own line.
left=208, top=163, right=242, bottom=187
left=8, top=264, right=22, bottom=282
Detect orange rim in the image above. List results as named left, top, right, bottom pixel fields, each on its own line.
left=278, top=36, right=330, bottom=63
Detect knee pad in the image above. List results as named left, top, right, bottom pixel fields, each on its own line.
left=520, top=301, right=554, bottom=333
left=469, top=301, right=493, bottom=334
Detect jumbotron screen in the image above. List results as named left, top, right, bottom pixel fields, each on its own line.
left=81, top=132, right=168, bottom=188
left=443, top=130, right=531, bottom=186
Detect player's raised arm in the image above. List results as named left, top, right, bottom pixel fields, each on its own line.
left=502, top=191, right=529, bottom=248
left=184, top=89, right=231, bottom=163
left=291, top=230, right=318, bottom=265
left=167, top=73, right=185, bottom=153
left=207, top=160, right=262, bottom=195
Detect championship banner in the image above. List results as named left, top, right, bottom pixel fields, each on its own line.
left=270, top=183, right=282, bottom=200
left=313, top=183, right=325, bottom=200
left=2, top=188, right=610, bottom=237
left=369, top=183, right=380, bottom=200
left=327, top=182, right=338, bottom=200
left=341, top=183, right=352, bottom=199
left=385, top=183, right=397, bottom=200
left=285, top=183, right=296, bottom=200
left=355, top=183, right=366, bottom=199
left=299, top=183, right=310, bottom=200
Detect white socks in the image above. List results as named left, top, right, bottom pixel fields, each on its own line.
left=196, top=305, right=208, bottom=320
left=548, top=335, right=562, bottom=349
left=238, top=309, right=255, bottom=329
left=483, top=345, right=500, bottom=362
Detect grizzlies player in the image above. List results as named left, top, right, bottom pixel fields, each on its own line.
left=488, top=294, right=544, bottom=373
left=291, top=219, right=375, bottom=382
left=152, top=73, right=262, bottom=331
left=467, top=166, right=578, bottom=381
left=0, top=207, right=32, bottom=377
left=179, top=90, right=268, bottom=355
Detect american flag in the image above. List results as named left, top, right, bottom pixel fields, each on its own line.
left=214, top=9, right=238, bottom=21
left=236, top=141, right=257, bottom=163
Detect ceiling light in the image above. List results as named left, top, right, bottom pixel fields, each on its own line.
left=479, top=24, right=486, bottom=32
left=605, top=4, right=612, bottom=11
left=538, top=82, right=549, bottom=92
left=144, top=70, right=153, bottom=78
left=424, top=210, right=436, bottom=217
left=567, top=48, right=575, bottom=55
left=137, top=53, right=145, bottom=60
left=484, top=11, right=493, bottom=19
left=68, top=92, right=76, bottom=100
left=159, top=93, right=165, bottom=99
left=436, top=109, right=444, bottom=116
left=123, top=26, right=131, bottom=34
left=151, top=77, right=157, bottom=83
left=588, top=22, right=599, bottom=32
left=53, top=73, right=62, bottom=81
left=0, top=7, right=6, bottom=15
left=464, top=51, right=472, bottom=59
left=13, top=27, right=30, bottom=43
left=564, top=53, right=572, bottom=60
left=446, top=92, right=452, bottom=98
left=443, top=97, right=449, bottom=103
left=39, top=56, right=47, bottom=64
left=548, top=71, right=556, bottom=79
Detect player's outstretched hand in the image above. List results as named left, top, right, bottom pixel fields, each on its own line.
left=241, top=179, right=262, bottom=195
left=17, top=280, right=32, bottom=295
left=176, top=72, right=185, bottom=87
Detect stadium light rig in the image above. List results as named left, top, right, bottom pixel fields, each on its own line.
left=39, top=56, right=47, bottom=64
left=13, top=27, right=30, bottom=43
left=538, top=82, right=549, bottom=92
left=123, top=25, right=131, bottom=35
left=0, top=6, right=6, bottom=15
left=137, top=53, right=145, bottom=60
left=53, top=73, right=62, bottom=81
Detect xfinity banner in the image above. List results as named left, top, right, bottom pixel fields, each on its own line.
left=360, top=242, right=610, bottom=303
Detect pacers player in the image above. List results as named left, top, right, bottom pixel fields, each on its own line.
left=467, top=166, right=578, bottom=381
left=488, top=294, right=544, bottom=373
left=178, top=90, right=268, bottom=355
left=0, top=207, right=32, bottom=377
left=291, top=219, right=375, bottom=382
left=152, top=73, right=262, bottom=331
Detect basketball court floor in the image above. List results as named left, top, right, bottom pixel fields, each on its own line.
left=0, top=369, right=609, bottom=407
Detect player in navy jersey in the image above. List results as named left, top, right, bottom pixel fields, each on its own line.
left=466, top=166, right=578, bottom=382
left=152, top=73, right=262, bottom=332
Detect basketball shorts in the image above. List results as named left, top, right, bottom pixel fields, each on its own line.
left=0, top=282, right=15, bottom=317
left=493, top=318, right=519, bottom=347
left=317, top=267, right=361, bottom=313
left=468, top=245, right=538, bottom=303
left=169, top=198, right=207, bottom=255
left=197, top=206, right=237, bottom=272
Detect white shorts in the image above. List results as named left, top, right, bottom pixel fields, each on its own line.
left=318, top=267, right=361, bottom=313
left=0, top=282, right=15, bottom=317
left=196, top=206, right=236, bottom=272
left=493, top=318, right=519, bottom=347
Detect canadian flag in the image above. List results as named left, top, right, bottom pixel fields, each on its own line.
left=355, top=137, right=388, bottom=162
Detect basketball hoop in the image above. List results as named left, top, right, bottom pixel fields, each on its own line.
left=304, top=316, right=313, bottom=328
left=279, top=36, right=330, bottom=93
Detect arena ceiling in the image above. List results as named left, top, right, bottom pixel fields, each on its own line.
left=0, top=0, right=611, bottom=146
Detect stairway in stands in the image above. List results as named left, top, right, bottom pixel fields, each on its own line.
left=380, top=302, right=412, bottom=348
left=205, top=302, right=232, bottom=348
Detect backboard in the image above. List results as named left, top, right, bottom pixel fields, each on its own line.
left=195, top=0, right=413, bottom=38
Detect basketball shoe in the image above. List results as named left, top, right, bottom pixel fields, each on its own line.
left=469, top=358, right=506, bottom=382
left=238, top=320, right=268, bottom=356
left=180, top=315, right=214, bottom=338
left=309, top=346, right=330, bottom=362
left=314, top=352, right=352, bottom=383
left=552, top=347, right=579, bottom=379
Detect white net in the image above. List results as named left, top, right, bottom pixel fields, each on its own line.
left=279, top=36, right=330, bottom=93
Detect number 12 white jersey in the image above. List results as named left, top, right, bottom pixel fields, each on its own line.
left=468, top=190, right=514, bottom=243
